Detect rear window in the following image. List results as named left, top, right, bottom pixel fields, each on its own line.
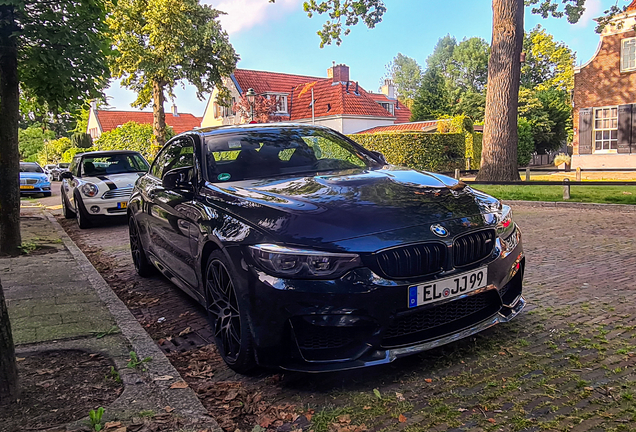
left=20, top=163, right=43, bottom=173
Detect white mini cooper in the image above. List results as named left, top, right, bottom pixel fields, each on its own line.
left=61, top=150, right=150, bottom=228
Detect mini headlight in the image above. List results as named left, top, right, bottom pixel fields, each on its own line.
left=81, top=183, right=99, bottom=198
left=248, top=244, right=361, bottom=279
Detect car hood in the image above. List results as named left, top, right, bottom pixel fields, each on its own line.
left=82, top=172, right=142, bottom=190
left=20, top=172, right=49, bottom=182
left=202, top=166, right=501, bottom=246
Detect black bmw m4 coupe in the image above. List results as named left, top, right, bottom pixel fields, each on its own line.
left=128, top=123, right=525, bottom=373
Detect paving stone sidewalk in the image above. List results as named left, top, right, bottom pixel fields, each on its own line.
left=0, top=206, right=219, bottom=431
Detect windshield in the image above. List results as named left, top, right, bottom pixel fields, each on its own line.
left=81, top=153, right=149, bottom=177
left=20, top=163, right=44, bottom=173
left=58, top=163, right=70, bottom=169
left=204, top=128, right=379, bottom=182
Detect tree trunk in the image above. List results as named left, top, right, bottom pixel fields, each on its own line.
left=476, top=0, right=524, bottom=182
left=0, top=5, right=21, bottom=256
left=0, top=277, right=19, bottom=405
left=152, top=79, right=167, bottom=155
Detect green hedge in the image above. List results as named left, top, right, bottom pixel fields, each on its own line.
left=466, top=132, right=482, bottom=169
left=348, top=132, right=466, bottom=173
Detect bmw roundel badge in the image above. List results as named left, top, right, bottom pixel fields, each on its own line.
left=430, top=224, right=449, bottom=238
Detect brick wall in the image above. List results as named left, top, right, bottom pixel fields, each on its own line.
left=573, top=30, right=636, bottom=156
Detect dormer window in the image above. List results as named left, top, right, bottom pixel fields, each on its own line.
left=621, top=37, right=636, bottom=72
left=379, top=102, right=395, bottom=116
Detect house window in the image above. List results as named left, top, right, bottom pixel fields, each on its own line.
left=593, top=107, right=618, bottom=152
left=622, top=38, right=636, bottom=72
left=379, top=102, right=394, bottom=115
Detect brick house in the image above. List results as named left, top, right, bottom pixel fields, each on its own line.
left=201, top=64, right=412, bottom=134
left=572, top=0, right=636, bottom=168
left=86, top=104, right=202, bottom=140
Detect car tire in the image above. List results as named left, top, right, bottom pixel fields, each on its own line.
left=129, top=216, right=156, bottom=277
left=204, top=250, right=256, bottom=374
left=74, top=193, right=92, bottom=229
left=61, top=189, right=76, bottom=219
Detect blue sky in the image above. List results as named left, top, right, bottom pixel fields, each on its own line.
left=105, top=0, right=615, bottom=116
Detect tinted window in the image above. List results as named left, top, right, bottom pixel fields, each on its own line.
left=19, top=163, right=44, bottom=173
left=81, top=153, right=149, bottom=177
left=58, top=163, right=70, bottom=169
left=150, top=139, right=194, bottom=179
left=69, top=157, right=80, bottom=176
left=204, top=128, right=377, bottom=182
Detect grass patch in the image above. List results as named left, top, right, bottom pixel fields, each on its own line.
left=472, top=185, right=636, bottom=205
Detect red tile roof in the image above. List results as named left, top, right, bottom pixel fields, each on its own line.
left=290, top=79, right=395, bottom=120
left=96, top=110, right=202, bottom=135
left=358, top=121, right=440, bottom=134
left=233, top=69, right=322, bottom=95
left=628, top=0, right=636, bottom=11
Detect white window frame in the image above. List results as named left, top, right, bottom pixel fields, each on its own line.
left=593, top=106, right=618, bottom=153
left=621, top=37, right=636, bottom=72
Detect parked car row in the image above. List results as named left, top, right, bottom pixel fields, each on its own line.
left=58, top=123, right=526, bottom=374
left=44, top=163, right=70, bottom=181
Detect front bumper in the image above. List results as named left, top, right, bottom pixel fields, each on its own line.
left=232, top=234, right=526, bottom=372
left=82, top=196, right=130, bottom=216
left=20, top=184, right=51, bottom=195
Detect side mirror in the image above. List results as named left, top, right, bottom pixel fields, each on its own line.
left=60, top=171, right=73, bottom=180
left=162, top=167, right=194, bottom=191
left=370, top=151, right=387, bottom=165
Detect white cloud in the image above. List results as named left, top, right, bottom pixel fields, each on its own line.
left=204, top=0, right=301, bottom=35
left=575, top=0, right=602, bottom=28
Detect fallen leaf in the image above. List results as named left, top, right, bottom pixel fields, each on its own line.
left=363, top=406, right=371, bottom=410
left=487, top=418, right=496, bottom=424
left=105, top=421, right=122, bottom=429
left=499, top=352, right=506, bottom=355
left=424, top=378, right=433, bottom=383
left=398, top=414, right=407, bottom=423
left=395, top=392, right=405, bottom=402
left=338, top=414, right=351, bottom=424
left=16, top=357, right=25, bottom=362
left=584, top=387, right=594, bottom=391
left=170, top=381, right=189, bottom=389
left=178, top=327, right=192, bottom=337
left=164, top=406, right=174, bottom=413
left=373, top=388, right=381, bottom=399
left=154, top=375, right=174, bottom=381
left=259, top=416, right=274, bottom=428
left=457, top=408, right=468, bottom=412
left=112, top=428, right=127, bottom=432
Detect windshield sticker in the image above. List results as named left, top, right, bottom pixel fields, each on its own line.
left=217, top=173, right=231, bottom=181
left=228, top=140, right=242, bottom=149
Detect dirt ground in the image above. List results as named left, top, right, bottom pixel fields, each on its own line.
left=0, top=350, right=123, bottom=432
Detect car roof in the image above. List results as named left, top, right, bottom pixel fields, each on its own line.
left=76, top=150, right=143, bottom=158
left=193, top=123, right=336, bottom=139
left=20, top=162, right=40, bottom=166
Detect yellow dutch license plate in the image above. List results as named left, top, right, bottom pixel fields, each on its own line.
left=117, top=202, right=128, bottom=209
left=20, top=185, right=34, bottom=190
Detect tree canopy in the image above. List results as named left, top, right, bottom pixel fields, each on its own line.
left=108, top=0, right=239, bottom=149
left=383, top=53, right=422, bottom=105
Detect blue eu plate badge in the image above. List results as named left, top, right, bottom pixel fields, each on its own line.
left=409, top=286, right=418, bottom=308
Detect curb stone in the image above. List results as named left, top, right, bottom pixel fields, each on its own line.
left=43, top=211, right=220, bottom=431
left=503, top=200, right=636, bottom=212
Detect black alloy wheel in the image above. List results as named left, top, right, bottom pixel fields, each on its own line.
left=205, top=251, right=256, bottom=373
left=61, top=189, right=76, bottom=219
left=129, top=216, right=156, bottom=277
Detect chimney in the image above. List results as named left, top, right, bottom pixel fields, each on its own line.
left=90, top=99, right=98, bottom=111
left=330, top=64, right=350, bottom=83
left=327, top=61, right=335, bottom=78
left=171, top=104, right=179, bottom=117
left=381, top=79, right=395, bottom=99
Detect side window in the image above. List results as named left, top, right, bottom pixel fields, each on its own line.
left=150, top=139, right=194, bottom=179
left=69, top=157, right=80, bottom=176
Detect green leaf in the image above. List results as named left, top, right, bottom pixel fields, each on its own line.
left=373, top=388, right=381, bottom=399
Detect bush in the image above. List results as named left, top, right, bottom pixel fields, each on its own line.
left=347, top=132, right=466, bottom=173
left=517, top=118, right=535, bottom=167
left=36, top=137, right=74, bottom=165
left=71, top=132, right=93, bottom=149
left=553, top=153, right=571, bottom=167
left=94, top=121, right=174, bottom=162
left=466, top=132, right=482, bottom=169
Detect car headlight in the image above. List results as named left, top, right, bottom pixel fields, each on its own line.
left=497, top=205, right=515, bottom=238
left=81, top=183, right=99, bottom=198
left=248, top=244, right=361, bottom=279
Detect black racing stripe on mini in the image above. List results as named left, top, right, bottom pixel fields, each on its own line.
left=96, top=176, right=117, bottom=190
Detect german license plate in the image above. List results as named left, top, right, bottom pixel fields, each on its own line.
left=408, top=267, right=488, bottom=308
left=117, top=202, right=128, bottom=209
left=20, top=185, right=34, bottom=190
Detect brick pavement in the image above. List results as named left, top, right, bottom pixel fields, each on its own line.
left=57, top=205, right=636, bottom=431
